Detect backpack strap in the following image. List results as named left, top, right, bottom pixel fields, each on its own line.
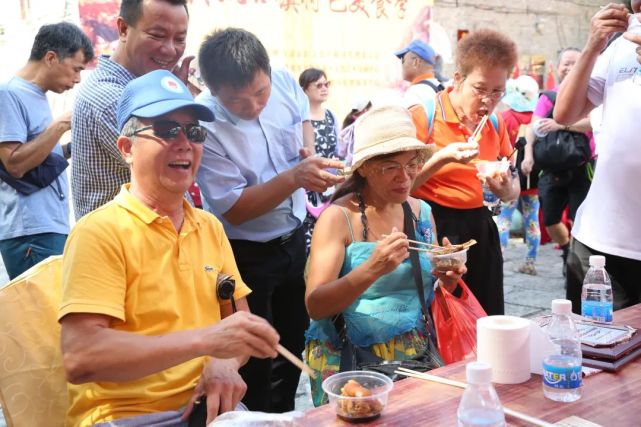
left=421, top=97, right=437, bottom=140
left=540, top=91, right=557, bottom=119
left=489, top=113, right=499, bottom=133
left=416, top=79, right=445, bottom=92
left=422, top=94, right=500, bottom=139
left=541, top=90, right=557, bottom=104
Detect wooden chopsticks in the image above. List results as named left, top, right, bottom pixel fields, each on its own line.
left=381, top=234, right=438, bottom=253
left=394, top=368, right=556, bottom=427
left=469, top=114, right=489, bottom=143
left=382, top=234, right=477, bottom=254
left=277, top=344, right=316, bottom=379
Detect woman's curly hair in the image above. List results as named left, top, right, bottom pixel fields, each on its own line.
left=456, top=29, right=518, bottom=77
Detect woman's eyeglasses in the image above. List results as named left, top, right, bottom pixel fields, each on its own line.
left=376, top=161, right=421, bottom=176
left=469, top=85, right=505, bottom=100
left=315, top=81, right=331, bottom=89
left=130, top=120, right=207, bottom=144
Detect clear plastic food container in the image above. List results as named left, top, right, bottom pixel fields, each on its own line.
left=428, top=248, right=468, bottom=273
left=322, top=370, right=393, bottom=422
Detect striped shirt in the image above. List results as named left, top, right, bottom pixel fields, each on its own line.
left=71, top=56, right=135, bottom=219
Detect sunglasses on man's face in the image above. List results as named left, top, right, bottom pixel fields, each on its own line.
left=131, top=120, right=207, bottom=144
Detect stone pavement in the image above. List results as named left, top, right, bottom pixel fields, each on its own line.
left=503, top=238, right=566, bottom=318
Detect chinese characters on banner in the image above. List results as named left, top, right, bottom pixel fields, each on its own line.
left=79, top=0, right=437, bottom=119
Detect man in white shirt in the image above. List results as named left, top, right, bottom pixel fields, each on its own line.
left=395, top=40, right=444, bottom=108
left=554, top=2, right=641, bottom=313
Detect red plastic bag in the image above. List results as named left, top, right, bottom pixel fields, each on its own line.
left=431, top=280, right=487, bottom=364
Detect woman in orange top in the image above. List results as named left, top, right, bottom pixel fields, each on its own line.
left=409, top=29, right=520, bottom=315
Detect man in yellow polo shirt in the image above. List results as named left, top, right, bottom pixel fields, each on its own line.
left=58, top=69, right=279, bottom=426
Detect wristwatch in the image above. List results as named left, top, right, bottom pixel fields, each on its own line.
left=62, top=142, right=72, bottom=159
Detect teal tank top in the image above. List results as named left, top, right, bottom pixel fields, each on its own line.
left=305, top=200, right=435, bottom=348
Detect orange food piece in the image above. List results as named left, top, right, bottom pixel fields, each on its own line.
left=341, top=379, right=372, bottom=397
left=338, top=379, right=384, bottom=419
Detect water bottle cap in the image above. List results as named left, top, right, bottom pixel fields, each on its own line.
left=551, top=299, right=572, bottom=314
left=589, top=255, right=606, bottom=268
left=465, top=361, right=492, bottom=384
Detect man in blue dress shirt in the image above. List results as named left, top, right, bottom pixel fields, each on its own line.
left=196, top=28, right=344, bottom=412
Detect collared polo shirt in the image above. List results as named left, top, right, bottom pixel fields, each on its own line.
left=410, top=88, right=512, bottom=209
left=195, top=68, right=310, bottom=242
left=403, top=72, right=441, bottom=108
left=71, top=55, right=135, bottom=219
left=0, top=76, right=70, bottom=240
left=59, top=185, right=251, bottom=426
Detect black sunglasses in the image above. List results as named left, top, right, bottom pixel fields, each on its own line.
left=131, top=120, right=207, bottom=144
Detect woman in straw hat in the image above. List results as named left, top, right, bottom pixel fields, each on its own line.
left=303, top=105, right=466, bottom=406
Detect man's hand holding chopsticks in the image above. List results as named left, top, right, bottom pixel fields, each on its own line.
left=199, top=311, right=280, bottom=360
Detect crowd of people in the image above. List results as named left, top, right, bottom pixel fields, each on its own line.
left=1, top=0, right=641, bottom=425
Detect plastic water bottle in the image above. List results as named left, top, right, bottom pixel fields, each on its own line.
left=581, top=255, right=613, bottom=323
left=532, top=120, right=549, bottom=138
left=542, top=299, right=582, bottom=402
left=457, top=362, right=506, bottom=427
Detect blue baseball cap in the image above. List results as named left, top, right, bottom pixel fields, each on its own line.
left=117, top=69, right=214, bottom=132
left=395, top=40, right=436, bottom=65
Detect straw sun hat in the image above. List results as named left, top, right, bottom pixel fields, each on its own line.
left=350, top=105, right=433, bottom=172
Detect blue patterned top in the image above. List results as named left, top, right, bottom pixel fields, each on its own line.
left=305, top=200, right=435, bottom=348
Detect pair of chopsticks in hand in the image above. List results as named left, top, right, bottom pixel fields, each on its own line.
left=381, top=235, right=477, bottom=254
left=471, top=114, right=520, bottom=164
left=465, top=115, right=488, bottom=167
left=469, top=114, right=489, bottom=144
left=219, top=276, right=316, bottom=379
left=395, top=367, right=555, bottom=427
left=407, top=239, right=477, bottom=255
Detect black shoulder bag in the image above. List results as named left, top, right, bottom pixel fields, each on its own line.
left=334, top=201, right=444, bottom=381
left=533, top=91, right=591, bottom=172
left=0, top=152, right=68, bottom=196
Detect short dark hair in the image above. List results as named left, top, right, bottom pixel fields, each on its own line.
left=29, top=22, right=94, bottom=63
left=299, top=68, right=326, bottom=90
left=198, top=28, right=271, bottom=90
left=120, top=0, right=188, bottom=26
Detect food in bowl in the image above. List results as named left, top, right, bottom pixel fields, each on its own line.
left=339, top=380, right=383, bottom=419
left=475, top=159, right=510, bottom=180
left=428, top=248, right=468, bottom=272
left=322, top=371, right=393, bottom=422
